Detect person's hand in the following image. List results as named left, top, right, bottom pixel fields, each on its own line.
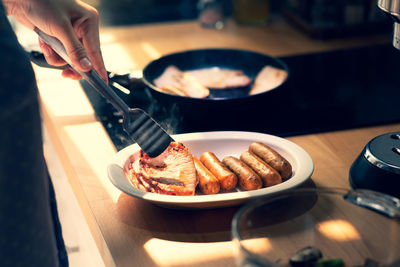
left=4, top=0, right=108, bottom=82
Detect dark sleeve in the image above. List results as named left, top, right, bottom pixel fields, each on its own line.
left=0, top=3, right=67, bottom=267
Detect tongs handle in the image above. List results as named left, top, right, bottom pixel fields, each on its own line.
left=34, top=27, right=130, bottom=115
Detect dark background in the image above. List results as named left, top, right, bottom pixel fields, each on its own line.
left=97, top=0, right=233, bottom=26
left=91, top=0, right=390, bottom=40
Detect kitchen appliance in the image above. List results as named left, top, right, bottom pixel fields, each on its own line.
left=348, top=1, right=400, bottom=197
left=378, top=0, right=400, bottom=49
left=79, top=43, right=400, bottom=151
left=350, top=132, right=400, bottom=198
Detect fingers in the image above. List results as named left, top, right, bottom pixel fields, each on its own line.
left=61, top=68, right=82, bottom=80
left=83, top=31, right=108, bottom=82
left=51, top=13, right=108, bottom=82
left=74, top=5, right=108, bottom=83
left=38, top=37, right=67, bottom=66
left=53, top=18, right=93, bottom=72
left=34, top=1, right=107, bottom=82
left=39, top=37, right=82, bottom=79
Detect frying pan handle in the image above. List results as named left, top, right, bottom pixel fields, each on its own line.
left=28, top=50, right=68, bottom=70
left=108, top=72, right=145, bottom=91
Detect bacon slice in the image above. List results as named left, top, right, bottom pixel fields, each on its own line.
left=154, top=66, right=210, bottom=98
left=249, top=66, right=287, bottom=95
left=128, top=142, right=198, bottom=196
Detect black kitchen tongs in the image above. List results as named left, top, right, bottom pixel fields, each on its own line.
left=35, top=28, right=173, bottom=157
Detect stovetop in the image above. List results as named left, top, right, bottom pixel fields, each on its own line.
left=80, top=43, right=400, bottom=151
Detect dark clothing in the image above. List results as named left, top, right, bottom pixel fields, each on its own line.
left=0, top=2, right=68, bottom=266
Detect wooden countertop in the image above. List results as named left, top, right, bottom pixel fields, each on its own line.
left=35, top=19, right=399, bottom=267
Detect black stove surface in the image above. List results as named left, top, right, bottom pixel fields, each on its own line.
left=81, top=43, right=400, bottom=151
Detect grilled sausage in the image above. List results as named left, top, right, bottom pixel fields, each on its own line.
left=200, top=152, right=238, bottom=191
left=249, top=142, right=292, bottom=179
left=240, top=151, right=282, bottom=187
left=222, top=156, right=262, bottom=191
left=193, top=156, right=221, bottom=195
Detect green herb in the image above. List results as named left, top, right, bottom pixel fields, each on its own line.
left=315, top=259, right=344, bottom=267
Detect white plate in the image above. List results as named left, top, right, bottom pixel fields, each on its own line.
left=107, top=131, right=314, bottom=209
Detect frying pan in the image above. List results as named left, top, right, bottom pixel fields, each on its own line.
left=29, top=49, right=289, bottom=129
left=141, top=48, right=289, bottom=101
left=140, top=49, right=290, bottom=130
left=29, top=48, right=289, bottom=100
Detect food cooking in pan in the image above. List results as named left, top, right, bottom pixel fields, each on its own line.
left=153, top=66, right=210, bottom=98
left=186, top=67, right=252, bottom=89
left=127, top=141, right=292, bottom=196
left=249, top=66, right=288, bottom=95
left=153, top=65, right=287, bottom=98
